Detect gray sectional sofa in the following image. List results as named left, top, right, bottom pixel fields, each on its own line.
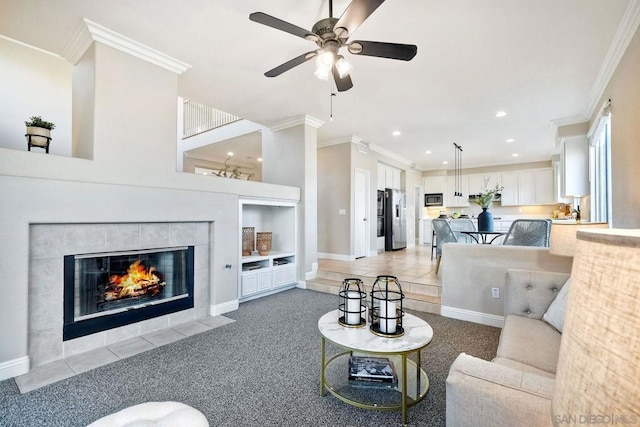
left=446, top=269, right=571, bottom=427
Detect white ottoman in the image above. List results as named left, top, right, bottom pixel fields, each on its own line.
left=87, top=401, right=209, bottom=427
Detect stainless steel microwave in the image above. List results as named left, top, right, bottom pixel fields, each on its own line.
left=424, top=193, right=443, bottom=207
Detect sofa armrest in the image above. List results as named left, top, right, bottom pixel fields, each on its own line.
left=446, top=353, right=554, bottom=427
left=505, top=269, right=571, bottom=319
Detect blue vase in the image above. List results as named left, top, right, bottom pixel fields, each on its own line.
left=477, top=208, right=494, bottom=232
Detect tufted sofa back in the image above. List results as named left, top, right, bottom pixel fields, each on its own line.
left=505, top=269, right=571, bottom=320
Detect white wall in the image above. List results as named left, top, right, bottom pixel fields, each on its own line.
left=0, top=36, right=72, bottom=156
left=0, top=39, right=300, bottom=379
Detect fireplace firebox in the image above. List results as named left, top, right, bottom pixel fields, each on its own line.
left=63, top=246, right=194, bottom=340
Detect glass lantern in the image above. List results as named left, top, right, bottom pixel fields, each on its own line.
left=370, top=275, right=405, bottom=337
left=338, top=278, right=366, bottom=327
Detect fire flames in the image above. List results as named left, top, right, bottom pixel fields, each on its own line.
left=105, top=260, right=165, bottom=301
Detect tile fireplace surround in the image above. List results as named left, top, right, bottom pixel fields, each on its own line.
left=28, top=222, right=211, bottom=369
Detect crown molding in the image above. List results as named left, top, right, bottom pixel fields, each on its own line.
left=368, top=143, right=414, bottom=168
left=584, top=0, right=640, bottom=120
left=61, top=18, right=191, bottom=74
left=0, top=34, right=65, bottom=59
left=269, top=114, right=324, bottom=132
left=317, top=135, right=363, bottom=148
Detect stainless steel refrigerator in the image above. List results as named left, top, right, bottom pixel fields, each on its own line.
left=384, top=188, right=407, bottom=251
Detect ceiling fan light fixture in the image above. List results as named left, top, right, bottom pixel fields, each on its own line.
left=335, top=56, right=353, bottom=78
left=317, top=49, right=335, bottom=69
left=314, top=66, right=330, bottom=81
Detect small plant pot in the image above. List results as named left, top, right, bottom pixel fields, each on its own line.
left=26, top=126, right=52, bottom=152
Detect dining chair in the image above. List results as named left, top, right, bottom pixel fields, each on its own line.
left=502, top=219, right=551, bottom=247
left=432, top=219, right=459, bottom=275
left=449, top=219, right=477, bottom=244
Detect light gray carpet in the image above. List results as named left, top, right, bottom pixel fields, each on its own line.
left=0, top=289, right=500, bottom=426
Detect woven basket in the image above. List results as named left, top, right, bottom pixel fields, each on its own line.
left=242, top=227, right=255, bottom=256
left=256, top=232, right=272, bottom=256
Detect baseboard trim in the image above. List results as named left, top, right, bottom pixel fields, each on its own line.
left=210, top=300, right=239, bottom=316
left=441, top=306, right=504, bottom=328
left=317, top=252, right=354, bottom=262
left=0, top=356, right=30, bottom=380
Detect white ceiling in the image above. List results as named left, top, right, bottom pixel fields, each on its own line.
left=0, top=0, right=632, bottom=170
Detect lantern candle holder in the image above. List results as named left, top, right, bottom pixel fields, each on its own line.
left=370, top=275, right=405, bottom=337
left=338, top=278, right=366, bottom=328
left=242, top=227, right=255, bottom=256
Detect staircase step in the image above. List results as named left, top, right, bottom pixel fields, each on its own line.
left=306, top=277, right=441, bottom=315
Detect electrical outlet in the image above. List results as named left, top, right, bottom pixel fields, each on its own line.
left=491, top=287, right=500, bottom=299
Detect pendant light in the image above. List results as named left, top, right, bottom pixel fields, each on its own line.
left=453, top=143, right=463, bottom=198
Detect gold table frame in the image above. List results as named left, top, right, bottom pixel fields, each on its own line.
left=318, top=310, right=432, bottom=425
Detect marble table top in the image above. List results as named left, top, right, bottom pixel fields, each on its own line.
left=318, top=310, right=433, bottom=353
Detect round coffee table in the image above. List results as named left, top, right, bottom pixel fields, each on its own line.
left=318, top=310, right=433, bottom=425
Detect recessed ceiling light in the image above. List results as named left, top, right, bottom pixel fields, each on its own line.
left=506, top=138, right=515, bottom=143
left=512, top=153, right=519, bottom=157
left=392, top=130, right=402, bottom=136
left=443, top=160, right=449, bottom=165
left=257, top=158, right=263, bottom=162
left=425, top=150, right=432, bottom=154
left=495, top=111, right=507, bottom=118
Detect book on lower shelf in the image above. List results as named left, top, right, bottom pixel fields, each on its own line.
left=348, top=356, right=398, bottom=389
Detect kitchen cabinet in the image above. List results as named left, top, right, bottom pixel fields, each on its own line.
left=500, top=172, right=519, bottom=206
left=562, top=136, right=589, bottom=197
left=423, top=176, right=446, bottom=194
left=379, top=164, right=402, bottom=190
left=501, top=169, right=553, bottom=206
left=468, top=173, right=502, bottom=195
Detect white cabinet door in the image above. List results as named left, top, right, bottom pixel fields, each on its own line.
left=391, top=168, right=401, bottom=190
left=424, top=176, right=445, bottom=194
left=534, top=169, right=554, bottom=204
left=377, top=164, right=386, bottom=190
left=257, top=269, right=272, bottom=291
left=273, top=264, right=296, bottom=288
left=468, top=173, right=502, bottom=195
left=562, top=136, right=589, bottom=197
left=517, top=170, right=536, bottom=205
left=241, top=272, right=258, bottom=297
left=500, top=172, right=519, bottom=206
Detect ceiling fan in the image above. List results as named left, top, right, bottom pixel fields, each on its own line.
left=249, top=0, right=417, bottom=92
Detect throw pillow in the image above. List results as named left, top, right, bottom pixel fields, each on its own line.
left=543, top=277, right=571, bottom=332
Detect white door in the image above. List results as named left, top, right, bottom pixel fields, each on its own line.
left=354, top=169, right=369, bottom=259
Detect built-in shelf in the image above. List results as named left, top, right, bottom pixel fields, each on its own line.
left=239, top=200, right=298, bottom=302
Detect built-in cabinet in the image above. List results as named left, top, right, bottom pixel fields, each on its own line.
left=378, top=163, right=402, bottom=190
left=423, top=176, right=446, bottom=194
left=445, top=175, right=470, bottom=207
left=500, top=168, right=554, bottom=206
left=561, top=136, right=590, bottom=197
left=468, top=173, right=502, bottom=195
left=239, top=200, right=298, bottom=301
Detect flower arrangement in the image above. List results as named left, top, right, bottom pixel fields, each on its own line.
left=474, top=178, right=504, bottom=209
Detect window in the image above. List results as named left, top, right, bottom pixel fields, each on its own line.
left=589, top=104, right=612, bottom=223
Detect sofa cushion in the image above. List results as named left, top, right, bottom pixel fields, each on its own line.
left=542, top=277, right=571, bottom=332
left=496, top=315, right=561, bottom=374
left=492, top=357, right=556, bottom=379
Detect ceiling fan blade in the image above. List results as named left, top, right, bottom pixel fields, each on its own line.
left=250, top=12, right=318, bottom=41
left=332, top=65, right=354, bottom=92
left=265, top=51, right=318, bottom=77
left=348, top=40, right=417, bottom=60
left=333, top=0, right=385, bottom=39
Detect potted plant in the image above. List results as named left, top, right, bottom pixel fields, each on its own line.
left=25, top=116, right=55, bottom=153
left=474, top=179, right=504, bottom=232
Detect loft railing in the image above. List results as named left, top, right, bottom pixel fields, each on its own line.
left=182, top=100, right=241, bottom=138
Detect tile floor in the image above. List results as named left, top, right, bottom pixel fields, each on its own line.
left=318, top=245, right=441, bottom=286
left=15, top=315, right=235, bottom=394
